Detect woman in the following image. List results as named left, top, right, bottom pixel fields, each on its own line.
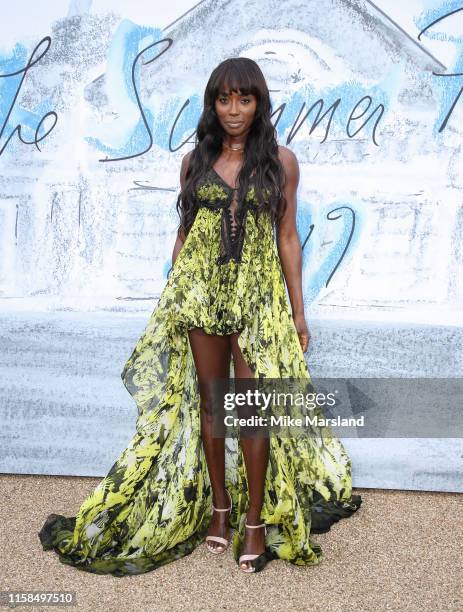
left=39, top=58, right=361, bottom=576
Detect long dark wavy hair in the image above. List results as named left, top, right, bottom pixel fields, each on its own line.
left=175, top=57, right=287, bottom=239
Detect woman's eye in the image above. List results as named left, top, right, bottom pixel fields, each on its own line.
left=218, top=97, right=250, bottom=103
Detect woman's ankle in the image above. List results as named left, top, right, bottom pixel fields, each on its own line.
left=212, top=488, right=230, bottom=509
left=246, top=507, right=263, bottom=524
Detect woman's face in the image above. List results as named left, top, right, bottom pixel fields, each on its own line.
left=214, top=88, right=257, bottom=137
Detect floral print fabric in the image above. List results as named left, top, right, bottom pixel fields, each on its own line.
left=38, top=168, right=361, bottom=576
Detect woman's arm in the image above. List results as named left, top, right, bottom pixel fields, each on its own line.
left=275, top=145, right=310, bottom=352
left=172, top=151, right=192, bottom=266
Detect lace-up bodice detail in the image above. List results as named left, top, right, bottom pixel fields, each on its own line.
left=195, top=167, right=259, bottom=264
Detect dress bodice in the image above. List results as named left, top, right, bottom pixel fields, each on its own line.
left=195, top=166, right=260, bottom=265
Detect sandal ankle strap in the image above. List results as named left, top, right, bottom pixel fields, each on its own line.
left=212, top=489, right=232, bottom=512
left=245, top=522, right=267, bottom=532
left=212, top=504, right=231, bottom=512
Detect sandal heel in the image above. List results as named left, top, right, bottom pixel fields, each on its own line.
left=238, top=522, right=269, bottom=573
left=206, top=489, right=233, bottom=555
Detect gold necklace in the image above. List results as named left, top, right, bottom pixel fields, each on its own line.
left=223, top=142, right=245, bottom=152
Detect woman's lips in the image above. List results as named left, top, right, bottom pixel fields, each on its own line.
left=226, top=122, right=244, bottom=127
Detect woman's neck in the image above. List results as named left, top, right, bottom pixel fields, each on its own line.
left=222, top=134, right=247, bottom=150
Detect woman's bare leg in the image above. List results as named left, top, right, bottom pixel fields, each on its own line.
left=187, top=327, right=232, bottom=552
left=230, top=332, right=270, bottom=569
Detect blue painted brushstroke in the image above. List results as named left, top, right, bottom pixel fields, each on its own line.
left=299, top=200, right=363, bottom=306
left=0, top=42, right=55, bottom=156
left=83, top=21, right=205, bottom=156
left=85, top=20, right=161, bottom=156
left=415, top=0, right=463, bottom=136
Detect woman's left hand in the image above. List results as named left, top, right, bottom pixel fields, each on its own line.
left=293, top=312, right=310, bottom=353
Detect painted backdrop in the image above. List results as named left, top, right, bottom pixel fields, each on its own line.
left=1, top=0, right=462, bottom=492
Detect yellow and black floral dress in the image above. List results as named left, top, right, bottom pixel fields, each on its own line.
left=39, top=165, right=361, bottom=576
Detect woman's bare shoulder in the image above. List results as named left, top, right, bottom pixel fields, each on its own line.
left=181, top=149, right=194, bottom=171
left=277, top=144, right=298, bottom=165
left=277, top=145, right=299, bottom=181
left=180, top=150, right=194, bottom=185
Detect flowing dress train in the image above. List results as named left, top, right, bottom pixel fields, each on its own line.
left=39, top=167, right=361, bottom=576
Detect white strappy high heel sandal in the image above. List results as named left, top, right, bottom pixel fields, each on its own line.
left=205, top=489, right=233, bottom=554
left=239, top=522, right=269, bottom=573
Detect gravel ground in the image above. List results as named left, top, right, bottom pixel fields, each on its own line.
left=1, top=474, right=462, bottom=612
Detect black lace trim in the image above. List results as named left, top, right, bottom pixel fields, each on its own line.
left=196, top=169, right=258, bottom=265
left=216, top=188, right=249, bottom=264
